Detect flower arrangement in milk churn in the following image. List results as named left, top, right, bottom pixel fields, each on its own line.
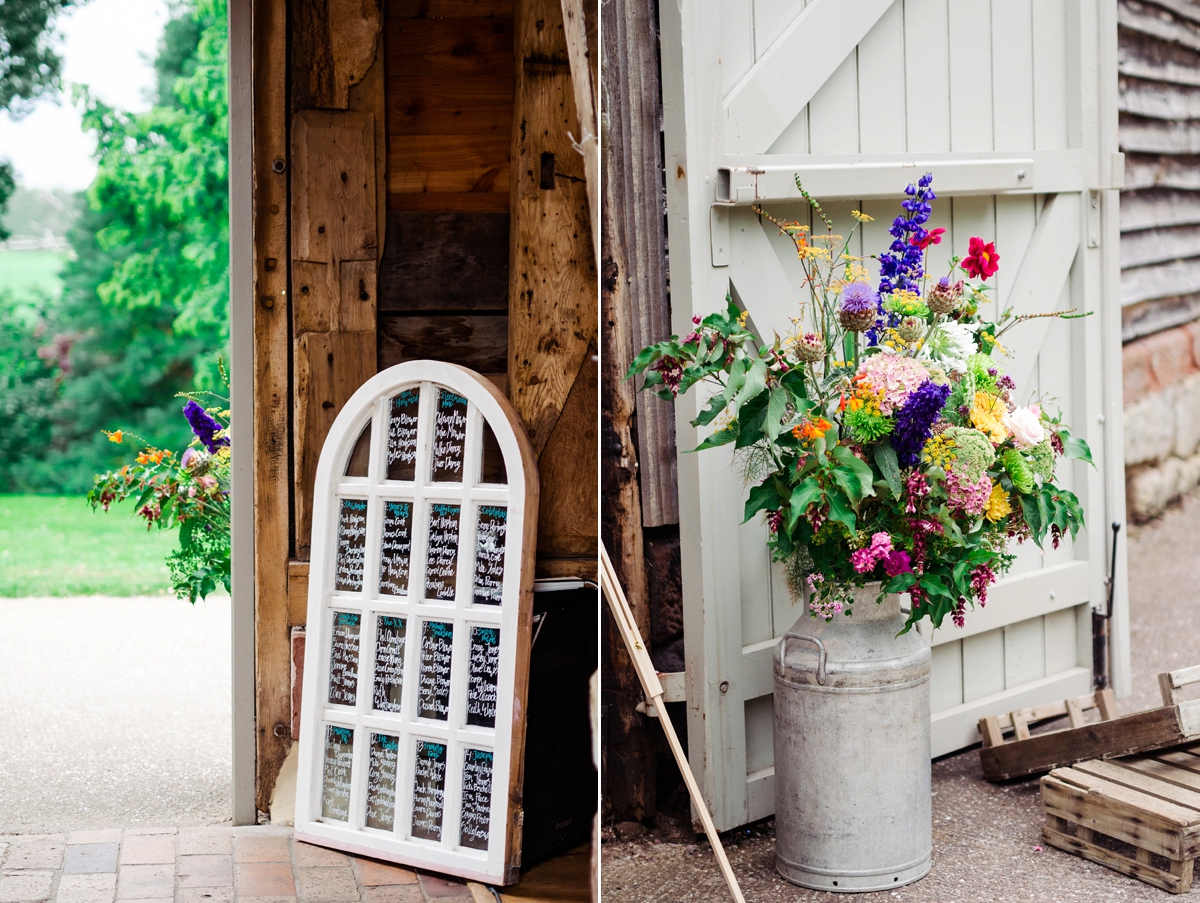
left=627, top=174, right=1092, bottom=891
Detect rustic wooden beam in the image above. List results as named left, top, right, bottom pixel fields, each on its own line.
left=251, top=0, right=293, bottom=813
left=508, top=0, right=598, bottom=575
left=559, top=0, right=598, bottom=264
left=291, top=109, right=380, bottom=560
left=601, top=0, right=678, bottom=527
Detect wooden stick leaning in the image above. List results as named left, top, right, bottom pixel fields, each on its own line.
left=600, top=544, right=747, bottom=903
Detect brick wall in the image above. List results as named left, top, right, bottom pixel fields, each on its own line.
left=1123, top=322, right=1200, bottom=519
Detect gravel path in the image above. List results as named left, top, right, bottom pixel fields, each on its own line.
left=0, top=595, right=232, bottom=832
left=601, top=488, right=1200, bottom=902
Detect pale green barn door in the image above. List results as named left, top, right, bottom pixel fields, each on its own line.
left=659, top=0, right=1129, bottom=831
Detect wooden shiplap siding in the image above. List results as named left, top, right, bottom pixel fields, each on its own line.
left=1120, top=0, right=1200, bottom=339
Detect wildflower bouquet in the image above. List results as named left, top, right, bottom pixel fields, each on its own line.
left=88, top=395, right=231, bottom=603
left=628, top=174, right=1091, bottom=633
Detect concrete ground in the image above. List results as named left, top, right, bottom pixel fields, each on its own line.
left=601, top=488, right=1200, bottom=902
left=0, top=595, right=232, bottom=831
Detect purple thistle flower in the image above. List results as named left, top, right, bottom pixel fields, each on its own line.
left=890, top=380, right=951, bottom=467
left=183, top=400, right=229, bottom=454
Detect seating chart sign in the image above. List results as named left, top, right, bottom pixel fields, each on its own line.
left=295, top=362, right=538, bottom=885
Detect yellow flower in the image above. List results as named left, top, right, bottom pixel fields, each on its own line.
left=104, top=430, right=123, bottom=444
left=971, top=392, right=1009, bottom=444
left=851, top=210, right=874, bottom=222
left=923, top=433, right=957, bottom=470
left=737, top=310, right=749, bottom=327
left=984, top=483, right=1013, bottom=522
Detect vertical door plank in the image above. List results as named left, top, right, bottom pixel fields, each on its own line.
left=948, top=0, right=994, bottom=152
left=903, top=0, right=951, bottom=153
left=991, top=0, right=1035, bottom=151
left=856, top=1, right=905, bottom=154
left=1032, top=0, right=1070, bottom=151
left=720, top=0, right=756, bottom=95
left=738, top=520, right=774, bottom=648
left=1044, top=606, right=1080, bottom=676
left=931, top=641, right=965, bottom=714
left=743, top=695, right=775, bottom=776
left=1004, top=617, right=1047, bottom=688
left=253, top=0, right=293, bottom=813
left=962, top=630, right=1006, bottom=703
left=807, top=51, right=859, bottom=155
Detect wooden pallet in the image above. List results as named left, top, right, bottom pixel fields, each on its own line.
left=1042, top=745, right=1200, bottom=893
left=980, top=667, right=1200, bottom=781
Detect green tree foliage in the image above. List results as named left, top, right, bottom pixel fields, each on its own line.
left=0, top=0, right=229, bottom=493
left=0, top=0, right=79, bottom=236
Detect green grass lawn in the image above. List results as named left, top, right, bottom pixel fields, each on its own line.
left=0, top=494, right=179, bottom=596
left=0, top=249, right=67, bottom=301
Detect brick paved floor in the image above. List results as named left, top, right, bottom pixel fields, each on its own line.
left=0, top=825, right=488, bottom=903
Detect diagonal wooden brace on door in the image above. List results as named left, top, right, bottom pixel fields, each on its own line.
left=722, top=0, right=897, bottom=155
left=1005, top=192, right=1082, bottom=393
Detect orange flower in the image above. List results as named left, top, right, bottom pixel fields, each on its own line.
left=792, top=417, right=833, bottom=443
left=104, top=430, right=123, bottom=443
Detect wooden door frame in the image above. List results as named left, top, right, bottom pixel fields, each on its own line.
left=228, top=0, right=257, bottom=826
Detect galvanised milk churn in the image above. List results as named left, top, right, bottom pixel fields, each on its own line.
left=773, top=584, right=931, bottom=892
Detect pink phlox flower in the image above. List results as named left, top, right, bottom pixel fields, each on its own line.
left=851, top=531, right=893, bottom=574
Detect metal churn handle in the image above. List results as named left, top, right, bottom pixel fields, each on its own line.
left=783, top=634, right=827, bottom=686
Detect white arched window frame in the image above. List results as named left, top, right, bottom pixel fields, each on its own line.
left=294, top=361, right=538, bottom=885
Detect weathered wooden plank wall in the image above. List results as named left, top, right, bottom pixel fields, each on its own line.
left=1119, top=0, right=1200, bottom=339
left=378, top=0, right=514, bottom=388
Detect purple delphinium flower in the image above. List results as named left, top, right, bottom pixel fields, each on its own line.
left=873, top=173, right=936, bottom=344
left=890, top=380, right=951, bottom=468
left=183, top=400, right=229, bottom=454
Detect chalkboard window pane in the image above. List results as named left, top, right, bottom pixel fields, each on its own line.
left=411, top=739, right=447, bottom=842
left=418, top=620, right=453, bottom=720
left=367, top=733, right=400, bottom=832
left=424, top=504, right=461, bottom=601
left=430, top=387, right=469, bottom=482
left=479, top=419, right=507, bottom=485
left=379, top=501, right=414, bottom=596
left=372, top=616, right=406, bottom=713
left=327, top=612, right=361, bottom=706
left=386, top=388, right=421, bottom=481
left=466, top=626, right=500, bottom=728
left=345, top=422, right=372, bottom=477
left=321, top=725, right=354, bottom=822
left=334, top=499, right=369, bottom=593
left=471, top=506, right=507, bottom=606
left=459, top=748, right=493, bottom=851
